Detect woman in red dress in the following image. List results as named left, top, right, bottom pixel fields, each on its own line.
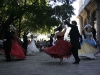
left=44, top=25, right=71, bottom=64
left=10, top=31, right=26, bottom=59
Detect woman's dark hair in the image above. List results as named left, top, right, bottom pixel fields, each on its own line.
left=57, top=25, right=62, bottom=31
left=85, top=28, right=88, bottom=31
left=11, top=31, right=16, bottom=39
left=82, top=30, right=86, bottom=39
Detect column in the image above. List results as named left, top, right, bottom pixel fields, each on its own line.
left=96, top=1, right=100, bottom=41
left=79, top=15, right=83, bottom=33
left=90, top=11, right=96, bottom=27
left=83, top=18, right=87, bottom=26
left=85, top=8, right=90, bottom=24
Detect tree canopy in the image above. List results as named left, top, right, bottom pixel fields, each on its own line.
left=0, top=0, right=76, bottom=38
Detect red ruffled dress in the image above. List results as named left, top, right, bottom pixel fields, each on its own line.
left=44, top=35, right=72, bottom=58
left=10, top=37, right=26, bottom=59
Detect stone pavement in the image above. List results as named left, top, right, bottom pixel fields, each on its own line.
left=0, top=51, right=100, bottom=75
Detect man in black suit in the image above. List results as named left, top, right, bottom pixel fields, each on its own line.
left=64, top=20, right=81, bottom=64
left=22, top=32, right=28, bottom=55
left=3, top=26, right=13, bottom=62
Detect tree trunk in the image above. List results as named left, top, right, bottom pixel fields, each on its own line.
left=18, top=17, right=22, bottom=37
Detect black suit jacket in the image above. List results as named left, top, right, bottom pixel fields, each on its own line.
left=22, top=34, right=28, bottom=50
left=23, top=35, right=28, bottom=44
left=3, top=30, right=13, bottom=51
left=50, top=36, right=53, bottom=46
left=92, top=27, right=96, bottom=41
left=65, top=21, right=81, bottom=49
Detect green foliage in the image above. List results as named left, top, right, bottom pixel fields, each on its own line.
left=0, top=0, right=75, bottom=38
left=50, top=0, right=75, bottom=21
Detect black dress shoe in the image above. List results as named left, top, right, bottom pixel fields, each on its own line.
left=73, top=62, right=79, bottom=64
left=6, top=59, right=11, bottom=62
left=59, top=58, right=63, bottom=64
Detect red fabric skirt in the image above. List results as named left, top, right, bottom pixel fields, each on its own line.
left=10, top=41, right=26, bottom=59
left=44, top=40, right=72, bottom=58
left=2, top=41, right=26, bottom=59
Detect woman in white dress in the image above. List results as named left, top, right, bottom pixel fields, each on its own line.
left=27, top=35, right=39, bottom=55
left=78, top=25, right=97, bottom=59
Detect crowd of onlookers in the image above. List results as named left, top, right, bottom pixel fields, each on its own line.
left=0, top=38, right=51, bottom=54
left=28, top=39, right=50, bottom=51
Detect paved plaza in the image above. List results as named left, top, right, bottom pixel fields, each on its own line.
left=0, top=51, right=100, bottom=75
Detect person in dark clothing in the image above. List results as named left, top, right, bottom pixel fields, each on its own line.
left=22, top=32, right=28, bottom=55
left=3, top=26, right=13, bottom=62
left=49, top=34, right=54, bottom=47
left=91, top=27, right=97, bottom=41
left=64, top=20, right=81, bottom=64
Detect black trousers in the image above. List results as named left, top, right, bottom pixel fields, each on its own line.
left=71, top=47, right=80, bottom=62
left=3, top=41, right=11, bottom=61
left=5, top=50, right=11, bottom=61
left=22, top=43, right=27, bottom=55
